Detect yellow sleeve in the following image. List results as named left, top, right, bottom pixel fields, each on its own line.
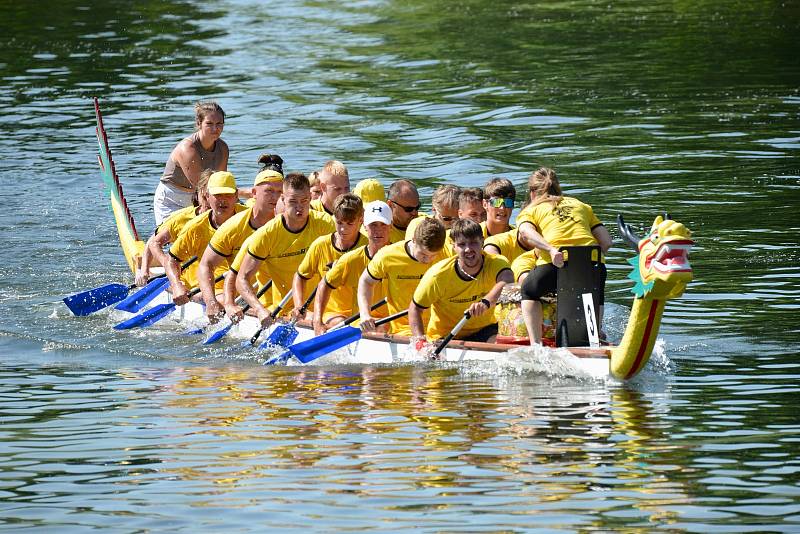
left=366, top=246, right=389, bottom=280
left=246, top=224, right=272, bottom=261
left=297, top=235, right=328, bottom=280
left=325, top=252, right=349, bottom=289
left=412, top=266, right=442, bottom=309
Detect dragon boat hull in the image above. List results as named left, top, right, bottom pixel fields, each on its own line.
left=92, top=98, right=692, bottom=380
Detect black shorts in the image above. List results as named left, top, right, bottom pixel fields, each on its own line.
left=520, top=263, right=607, bottom=305
left=460, top=323, right=498, bottom=343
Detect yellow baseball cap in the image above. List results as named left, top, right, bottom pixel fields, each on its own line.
left=208, top=171, right=237, bottom=195
left=254, top=169, right=283, bottom=186
left=353, top=178, right=386, bottom=203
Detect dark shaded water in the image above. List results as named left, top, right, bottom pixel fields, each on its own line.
left=1, top=0, right=799, bottom=531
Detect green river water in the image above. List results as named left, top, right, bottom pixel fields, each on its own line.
left=0, top=0, right=799, bottom=531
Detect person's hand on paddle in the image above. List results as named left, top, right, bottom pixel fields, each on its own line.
left=467, top=297, right=492, bottom=318
left=290, top=306, right=307, bottom=322
left=359, top=314, right=377, bottom=332
left=172, top=282, right=190, bottom=306
left=224, top=302, right=244, bottom=324
left=205, top=300, right=225, bottom=324
left=134, top=266, right=150, bottom=287
left=256, top=307, right=275, bottom=328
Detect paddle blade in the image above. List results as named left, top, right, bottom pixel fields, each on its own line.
left=203, top=322, right=233, bottom=345
left=63, top=283, right=131, bottom=316
left=260, top=323, right=299, bottom=350
left=289, top=326, right=362, bottom=364
left=114, top=277, right=169, bottom=312
left=264, top=350, right=293, bottom=366
left=113, top=303, right=176, bottom=330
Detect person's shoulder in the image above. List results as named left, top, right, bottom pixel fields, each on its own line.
left=339, top=244, right=367, bottom=264
left=430, top=254, right=457, bottom=274
left=372, top=240, right=404, bottom=262
left=309, top=209, right=335, bottom=227
left=486, top=251, right=511, bottom=270
left=309, top=232, right=333, bottom=251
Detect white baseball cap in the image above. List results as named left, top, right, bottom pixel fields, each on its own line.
left=364, top=200, right=392, bottom=226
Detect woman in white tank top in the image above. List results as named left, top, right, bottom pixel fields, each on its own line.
left=153, top=101, right=229, bottom=225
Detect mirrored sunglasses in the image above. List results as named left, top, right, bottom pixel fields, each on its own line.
left=489, top=197, right=514, bottom=209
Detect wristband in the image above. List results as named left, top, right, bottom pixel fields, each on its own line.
left=480, top=298, right=492, bottom=308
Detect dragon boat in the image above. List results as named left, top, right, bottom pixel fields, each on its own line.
left=91, top=98, right=693, bottom=380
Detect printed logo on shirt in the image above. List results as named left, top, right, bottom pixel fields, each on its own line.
left=449, top=295, right=479, bottom=304
left=278, top=248, right=307, bottom=258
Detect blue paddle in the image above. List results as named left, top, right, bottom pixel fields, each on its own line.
left=64, top=282, right=139, bottom=316
left=201, top=280, right=273, bottom=344
left=113, top=273, right=225, bottom=330
left=63, top=256, right=198, bottom=316
left=259, top=287, right=317, bottom=350
left=265, top=304, right=400, bottom=366
left=245, top=289, right=293, bottom=347
left=115, top=257, right=198, bottom=313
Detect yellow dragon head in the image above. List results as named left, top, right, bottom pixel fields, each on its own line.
left=620, top=215, right=694, bottom=300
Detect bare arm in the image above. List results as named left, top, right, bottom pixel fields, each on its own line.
left=165, top=255, right=189, bottom=305
left=517, top=221, right=564, bottom=267
left=136, top=228, right=173, bottom=285
left=291, top=274, right=308, bottom=320
left=592, top=225, right=612, bottom=254
left=198, top=247, right=226, bottom=322
left=236, top=254, right=271, bottom=326
left=312, top=279, right=333, bottom=336
left=484, top=244, right=501, bottom=255
left=466, top=270, right=514, bottom=318
left=408, top=301, right=426, bottom=339
left=223, top=272, right=244, bottom=323
left=357, top=269, right=379, bottom=331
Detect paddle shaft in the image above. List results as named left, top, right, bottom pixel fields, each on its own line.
left=433, top=311, right=471, bottom=357
left=249, top=289, right=293, bottom=345
left=331, top=298, right=388, bottom=330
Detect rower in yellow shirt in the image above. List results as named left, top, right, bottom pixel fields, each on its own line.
left=480, top=177, right=516, bottom=238
left=386, top=179, right=422, bottom=243
left=404, top=184, right=461, bottom=257
left=292, top=193, right=367, bottom=319
left=135, top=169, right=212, bottom=286
left=164, top=171, right=246, bottom=305
left=310, top=160, right=350, bottom=216
left=196, top=154, right=283, bottom=323
left=233, top=172, right=335, bottom=326
left=457, top=187, right=485, bottom=223
left=313, top=200, right=392, bottom=335
left=410, top=219, right=514, bottom=343
left=358, top=217, right=446, bottom=336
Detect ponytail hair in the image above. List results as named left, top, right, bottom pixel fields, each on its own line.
left=528, top=167, right=562, bottom=206
left=258, top=153, right=284, bottom=175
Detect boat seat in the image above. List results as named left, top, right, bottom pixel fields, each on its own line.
left=556, top=245, right=603, bottom=347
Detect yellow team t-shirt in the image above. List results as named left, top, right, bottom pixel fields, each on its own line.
left=366, top=240, right=443, bottom=336
left=157, top=205, right=200, bottom=239
left=324, top=244, right=386, bottom=322
left=169, top=205, right=246, bottom=289
left=483, top=229, right=529, bottom=263
left=480, top=221, right=515, bottom=239
left=209, top=206, right=274, bottom=307
left=412, top=253, right=512, bottom=339
left=296, top=232, right=367, bottom=311
left=233, top=211, right=335, bottom=312
left=515, top=196, right=602, bottom=266
left=310, top=198, right=334, bottom=216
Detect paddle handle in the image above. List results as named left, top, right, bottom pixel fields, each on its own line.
left=433, top=311, right=471, bottom=357
left=297, top=286, right=317, bottom=317
left=338, top=298, right=388, bottom=328
left=374, top=309, right=408, bottom=327
left=240, top=280, right=273, bottom=314
left=185, top=271, right=225, bottom=300
left=249, top=288, right=293, bottom=345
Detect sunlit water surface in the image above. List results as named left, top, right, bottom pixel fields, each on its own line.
left=1, top=0, right=799, bottom=531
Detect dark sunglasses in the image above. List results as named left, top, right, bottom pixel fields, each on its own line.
left=488, top=197, right=514, bottom=209
left=390, top=199, right=420, bottom=213
left=439, top=215, right=456, bottom=222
